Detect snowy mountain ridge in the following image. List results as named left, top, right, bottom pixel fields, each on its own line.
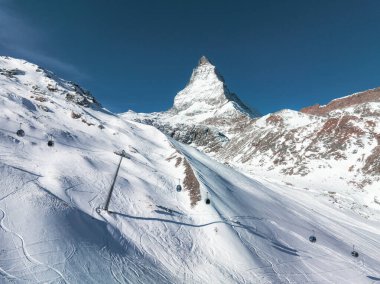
left=1, top=56, right=380, bottom=283
left=124, top=56, right=380, bottom=214
left=172, top=55, right=256, bottom=119
left=123, top=56, right=260, bottom=155
left=301, top=87, right=380, bottom=116
left=0, top=56, right=99, bottom=110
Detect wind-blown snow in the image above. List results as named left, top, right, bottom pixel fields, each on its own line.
left=0, top=56, right=379, bottom=283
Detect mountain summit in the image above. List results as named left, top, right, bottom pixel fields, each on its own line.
left=198, top=55, right=211, bottom=65
left=123, top=56, right=259, bottom=152
left=172, top=56, right=257, bottom=119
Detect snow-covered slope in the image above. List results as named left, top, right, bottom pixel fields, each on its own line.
left=123, top=57, right=380, bottom=212
left=301, top=87, right=380, bottom=116
left=219, top=107, right=380, bottom=205
left=1, top=56, right=380, bottom=283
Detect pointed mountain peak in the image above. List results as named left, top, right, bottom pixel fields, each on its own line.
left=172, top=56, right=258, bottom=118
left=198, top=55, right=212, bottom=66
left=188, top=55, right=223, bottom=84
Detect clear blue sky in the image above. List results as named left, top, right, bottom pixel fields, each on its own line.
left=1, top=0, right=380, bottom=114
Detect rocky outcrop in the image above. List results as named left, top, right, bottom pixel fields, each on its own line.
left=0, top=56, right=100, bottom=109
left=133, top=117, right=229, bottom=153
left=301, top=87, right=380, bottom=116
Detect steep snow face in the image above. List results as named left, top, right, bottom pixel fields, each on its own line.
left=172, top=56, right=256, bottom=121
left=174, top=56, right=226, bottom=112
left=122, top=56, right=257, bottom=153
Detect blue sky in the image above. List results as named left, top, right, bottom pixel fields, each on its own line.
left=1, top=0, right=380, bottom=114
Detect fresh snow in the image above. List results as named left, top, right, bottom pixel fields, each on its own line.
left=0, top=56, right=380, bottom=283
left=255, top=109, right=322, bottom=129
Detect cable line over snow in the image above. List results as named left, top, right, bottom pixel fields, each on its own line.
left=0, top=115, right=372, bottom=274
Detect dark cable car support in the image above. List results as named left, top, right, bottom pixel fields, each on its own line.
left=16, top=123, right=25, bottom=137
left=309, top=230, right=317, bottom=243
left=47, top=134, right=54, bottom=147
left=351, top=245, right=359, bottom=258
left=97, top=150, right=131, bottom=213
left=176, top=179, right=182, bottom=192
left=205, top=192, right=211, bottom=205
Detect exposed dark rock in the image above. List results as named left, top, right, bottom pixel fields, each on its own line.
left=0, top=68, right=25, bottom=78
left=301, top=87, right=380, bottom=116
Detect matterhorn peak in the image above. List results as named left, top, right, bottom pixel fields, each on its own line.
left=187, top=55, right=223, bottom=84
left=172, top=56, right=256, bottom=118
left=198, top=55, right=211, bottom=66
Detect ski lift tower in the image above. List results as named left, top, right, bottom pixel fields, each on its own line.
left=101, top=150, right=131, bottom=212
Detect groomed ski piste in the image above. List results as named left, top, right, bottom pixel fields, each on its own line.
left=0, top=56, right=380, bottom=283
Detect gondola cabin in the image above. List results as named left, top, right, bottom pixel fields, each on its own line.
left=205, top=192, right=211, bottom=204
left=47, top=135, right=54, bottom=147
left=16, top=129, right=25, bottom=137
left=351, top=246, right=359, bottom=257
left=16, top=123, right=25, bottom=137
left=309, top=236, right=317, bottom=243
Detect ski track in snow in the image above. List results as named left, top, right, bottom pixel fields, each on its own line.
left=0, top=56, right=379, bottom=283
left=0, top=208, right=69, bottom=284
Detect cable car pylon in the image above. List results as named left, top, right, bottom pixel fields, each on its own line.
left=97, top=149, right=131, bottom=214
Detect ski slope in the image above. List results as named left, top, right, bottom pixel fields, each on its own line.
left=0, top=56, right=380, bottom=283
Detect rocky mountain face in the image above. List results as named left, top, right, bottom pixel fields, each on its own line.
left=123, top=56, right=258, bottom=153
left=300, top=87, right=380, bottom=116
left=219, top=106, right=380, bottom=190
left=0, top=56, right=100, bottom=108
left=172, top=56, right=255, bottom=118
left=123, top=57, right=380, bottom=201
